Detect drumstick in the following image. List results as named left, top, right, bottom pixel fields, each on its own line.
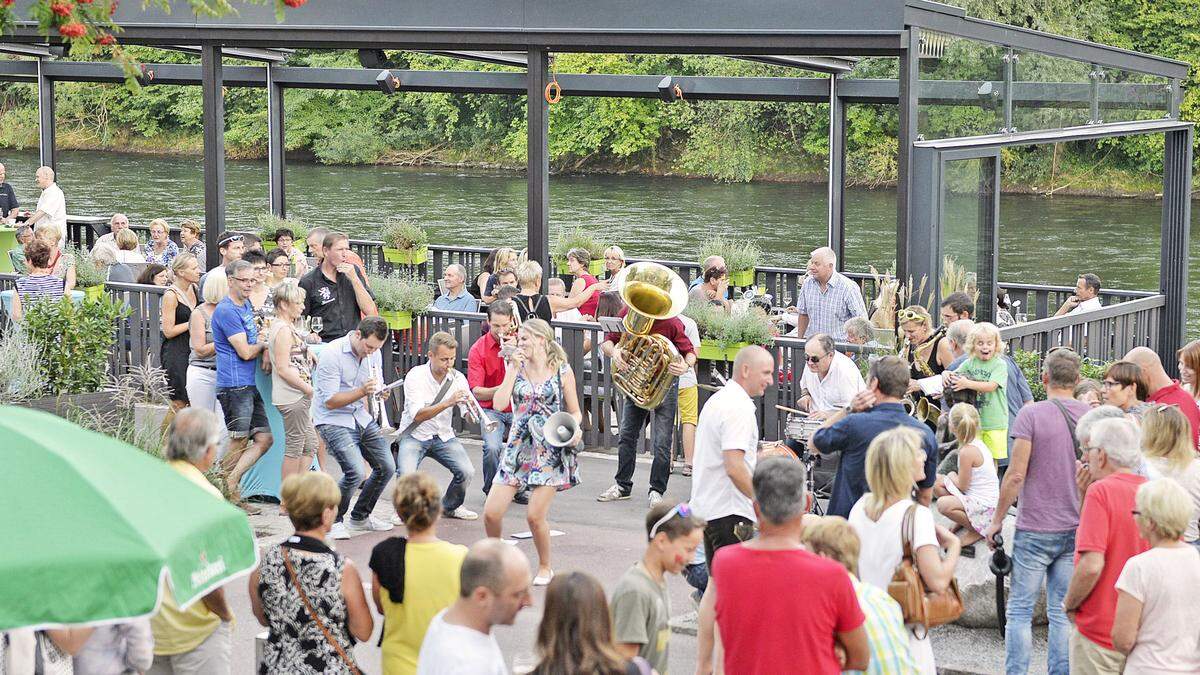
left=775, top=404, right=805, bottom=415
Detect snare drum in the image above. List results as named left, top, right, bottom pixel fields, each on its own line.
left=784, top=413, right=822, bottom=443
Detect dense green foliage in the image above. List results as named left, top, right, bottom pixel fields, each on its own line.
left=21, top=295, right=129, bottom=396
left=0, top=0, right=1193, bottom=187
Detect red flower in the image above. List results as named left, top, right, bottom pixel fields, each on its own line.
left=57, top=22, right=86, bottom=38
left=98, top=34, right=114, bottom=45
left=50, top=2, right=73, bottom=16
left=0, top=0, right=14, bottom=7
left=77, top=0, right=93, bottom=3
left=281, top=0, right=306, bottom=7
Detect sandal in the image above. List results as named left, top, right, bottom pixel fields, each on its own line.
left=681, top=464, right=693, bottom=477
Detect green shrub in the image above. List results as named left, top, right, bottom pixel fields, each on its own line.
left=551, top=226, right=606, bottom=267
left=254, top=212, right=308, bottom=243
left=683, top=297, right=775, bottom=349
left=0, top=328, right=45, bottom=404
left=381, top=216, right=429, bottom=251
left=21, top=294, right=130, bottom=397
left=371, top=272, right=435, bottom=314
left=1013, top=348, right=1110, bottom=402
left=697, top=234, right=760, bottom=275
left=313, top=124, right=387, bottom=165
left=73, top=246, right=108, bottom=288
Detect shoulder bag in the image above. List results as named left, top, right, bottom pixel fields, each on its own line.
left=1049, top=398, right=1083, bottom=460
left=280, top=546, right=361, bottom=675
left=886, top=503, right=964, bottom=636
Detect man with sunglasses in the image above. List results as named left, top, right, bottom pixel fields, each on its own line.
left=611, top=500, right=705, bottom=674
left=197, top=231, right=245, bottom=297
left=798, top=333, right=864, bottom=420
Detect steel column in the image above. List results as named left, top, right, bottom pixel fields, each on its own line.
left=1002, top=50, right=1014, bottom=132
left=896, top=28, right=921, bottom=281
left=267, top=63, right=286, bottom=216
left=201, top=44, right=225, bottom=269
left=827, top=75, right=846, bottom=269
left=36, top=58, right=55, bottom=172
left=1089, top=65, right=1101, bottom=125
left=526, top=48, right=550, bottom=281
left=1158, top=127, right=1192, bottom=374
left=907, top=145, right=939, bottom=294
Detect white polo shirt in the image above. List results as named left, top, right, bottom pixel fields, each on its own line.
left=690, top=380, right=759, bottom=522
left=35, top=182, right=67, bottom=233
left=800, top=351, right=865, bottom=412
left=399, top=362, right=466, bottom=442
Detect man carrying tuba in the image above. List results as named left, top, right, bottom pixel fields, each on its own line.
left=596, top=263, right=696, bottom=508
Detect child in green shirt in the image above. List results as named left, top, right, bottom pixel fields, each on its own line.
left=946, top=322, right=1008, bottom=461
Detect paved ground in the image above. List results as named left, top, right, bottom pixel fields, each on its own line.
left=226, top=442, right=1045, bottom=674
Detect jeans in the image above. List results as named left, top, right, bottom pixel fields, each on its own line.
left=480, top=408, right=513, bottom=495
left=1006, top=529, right=1075, bottom=675
left=614, top=380, right=678, bottom=496
left=317, top=421, right=395, bottom=523
left=397, top=435, right=475, bottom=512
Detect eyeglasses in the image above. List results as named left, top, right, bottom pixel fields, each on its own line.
left=1082, top=444, right=1101, bottom=454
left=649, top=502, right=692, bottom=539
left=217, top=234, right=244, bottom=246
left=1101, top=380, right=1124, bottom=389
left=271, top=262, right=289, bottom=268
left=806, top=353, right=828, bottom=364
left=231, top=276, right=256, bottom=284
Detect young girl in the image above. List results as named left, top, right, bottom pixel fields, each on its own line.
left=945, top=322, right=1008, bottom=462
left=935, top=403, right=999, bottom=549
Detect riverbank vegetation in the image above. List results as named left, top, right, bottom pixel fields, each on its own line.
left=0, top=0, right=1193, bottom=196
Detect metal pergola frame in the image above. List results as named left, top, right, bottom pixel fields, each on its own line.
left=0, top=0, right=1190, bottom=355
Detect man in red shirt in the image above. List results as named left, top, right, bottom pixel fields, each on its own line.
left=1063, top=417, right=1149, bottom=673
left=698, top=456, right=869, bottom=675
left=597, top=306, right=696, bottom=507
left=468, top=300, right=517, bottom=498
left=1126, top=346, right=1200, bottom=449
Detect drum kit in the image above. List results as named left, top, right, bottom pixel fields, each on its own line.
left=767, top=404, right=832, bottom=515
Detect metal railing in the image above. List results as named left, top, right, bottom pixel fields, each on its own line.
left=998, top=294, right=1166, bottom=362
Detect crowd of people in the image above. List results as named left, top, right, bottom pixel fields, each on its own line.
left=4, top=204, right=1200, bottom=675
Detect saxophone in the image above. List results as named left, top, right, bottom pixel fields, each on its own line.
left=611, top=262, right=689, bottom=410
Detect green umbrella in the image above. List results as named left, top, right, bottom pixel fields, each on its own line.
left=0, top=406, right=258, bottom=631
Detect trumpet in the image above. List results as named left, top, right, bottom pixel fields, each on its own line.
left=369, top=364, right=396, bottom=436
left=457, top=384, right=500, bottom=433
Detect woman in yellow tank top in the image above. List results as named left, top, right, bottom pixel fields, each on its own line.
left=369, top=472, right=468, bottom=675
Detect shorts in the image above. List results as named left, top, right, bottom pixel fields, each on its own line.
left=216, top=385, right=271, bottom=440
left=677, top=385, right=698, bottom=426
left=981, top=428, right=1008, bottom=461
left=277, top=396, right=318, bottom=458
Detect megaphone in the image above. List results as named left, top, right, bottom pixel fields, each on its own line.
left=542, top=411, right=580, bottom=448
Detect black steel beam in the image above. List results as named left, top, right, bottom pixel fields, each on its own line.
left=828, top=75, right=846, bottom=268
left=201, top=45, right=224, bottom=267
left=526, top=48, right=549, bottom=281
left=267, top=63, right=285, bottom=217
left=1158, top=127, right=1193, bottom=375
left=896, top=29, right=919, bottom=282
left=913, top=118, right=1192, bottom=150
left=36, top=59, right=54, bottom=172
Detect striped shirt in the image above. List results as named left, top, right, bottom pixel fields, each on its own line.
left=795, top=271, right=867, bottom=340
left=848, top=577, right=918, bottom=675
left=16, top=273, right=66, bottom=303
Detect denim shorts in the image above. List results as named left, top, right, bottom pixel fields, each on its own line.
left=216, top=385, right=271, bottom=439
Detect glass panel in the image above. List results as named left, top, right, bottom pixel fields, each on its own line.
left=941, top=158, right=984, bottom=297
left=917, top=34, right=1007, bottom=140
left=1012, top=50, right=1093, bottom=133
left=1098, top=68, right=1171, bottom=124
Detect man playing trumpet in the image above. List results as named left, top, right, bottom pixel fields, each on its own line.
left=396, top=331, right=480, bottom=521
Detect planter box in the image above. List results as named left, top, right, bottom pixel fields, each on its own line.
left=84, top=284, right=106, bottom=302
left=698, top=340, right=749, bottom=362
left=16, top=390, right=120, bottom=419
left=262, top=241, right=306, bottom=253
left=134, top=402, right=171, bottom=442
left=383, top=247, right=428, bottom=265
left=729, top=269, right=755, bottom=286
left=556, top=259, right=606, bottom=276
left=380, top=309, right=413, bottom=331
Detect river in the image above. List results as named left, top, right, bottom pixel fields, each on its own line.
left=3, top=149, right=1195, bottom=332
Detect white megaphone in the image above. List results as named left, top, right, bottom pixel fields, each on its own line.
left=542, top=411, right=580, bottom=448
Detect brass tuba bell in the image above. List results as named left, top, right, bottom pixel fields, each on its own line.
left=611, top=262, right=689, bottom=410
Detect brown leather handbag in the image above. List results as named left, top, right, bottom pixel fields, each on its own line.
left=887, top=503, right=964, bottom=635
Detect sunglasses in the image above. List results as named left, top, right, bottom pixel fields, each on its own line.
left=649, top=502, right=693, bottom=539
left=897, top=308, right=927, bottom=324
left=806, top=353, right=828, bottom=364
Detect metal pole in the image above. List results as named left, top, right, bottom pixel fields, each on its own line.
left=1002, top=49, right=1014, bottom=132
left=527, top=47, right=550, bottom=280
left=201, top=44, right=225, bottom=270
left=1158, top=127, right=1192, bottom=374
left=266, top=62, right=286, bottom=217
left=827, top=75, right=846, bottom=270
left=36, top=58, right=55, bottom=172
left=896, top=28, right=921, bottom=282
left=1088, top=65, right=1101, bottom=125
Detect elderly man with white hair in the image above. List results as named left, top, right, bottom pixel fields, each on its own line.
left=92, top=212, right=130, bottom=256
left=27, top=166, right=67, bottom=245
left=1062, top=416, right=1149, bottom=674
left=792, top=246, right=867, bottom=341
left=433, top=263, right=478, bottom=312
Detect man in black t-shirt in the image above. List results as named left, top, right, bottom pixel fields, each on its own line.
left=0, top=163, right=19, bottom=221
left=299, top=231, right=378, bottom=342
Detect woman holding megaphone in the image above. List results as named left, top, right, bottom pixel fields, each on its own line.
left=482, top=318, right=584, bottom=587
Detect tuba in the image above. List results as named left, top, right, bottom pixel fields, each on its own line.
left=611, top=262, right=689, bottom=410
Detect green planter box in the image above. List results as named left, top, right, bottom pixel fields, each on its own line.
left=0, top=226, right=15, bottom=273
left=556, top=258, right=606, bottom=276
left=729, top=269, right=755, bottom=286
left=83, top=285, right=106, bottom=302
left=698, top=340, right=749, bottom=362
left=262, top=241, right=306, bottom=253
left=383, top=247, right=428, bottom=265
left=380, top=309, right=413, bottom=331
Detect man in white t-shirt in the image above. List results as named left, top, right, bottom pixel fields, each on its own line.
left=417, top=538, right=532, bottom=675
left=690, top=345, right=776, bottom=567
left=798, top=333, right=865, bottom=419
left=1054, top=273, right=1102, bottom=316
left=27, top=166, right=66, bottom=245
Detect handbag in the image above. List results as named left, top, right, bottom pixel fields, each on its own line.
left=280, top=546, right=361, bottom=675
left=886, top=503, right=964, bottom=635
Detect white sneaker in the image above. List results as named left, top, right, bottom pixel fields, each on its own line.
left=649, top=491, right=664, bottom=508
left=347, top=515, right=394, bottom=532
left=330, top=522, right=350, bottom=540
left=446, top=507, right=479, bottom=521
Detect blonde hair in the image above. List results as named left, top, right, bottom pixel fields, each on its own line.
left=799, top=516, right=861, bottom=577
left=899, top=304, right=933, bottom=330
left=1140, top=405, right=1195, bottom=472
left=865, top=426, right=925, bottom=517
left=36, top=223, right=61, bottom=244
left=201, top=270, right=228, bottom=305
left=427, top=330, right=458, bottom=354
left=115, top=228, right=139, bottom=251
left=494, top=247, right=519, bottom=272
left=280, top=472, right=341, bottom=531
left=949, top=403, right=981, bottom=446
left=516, top=260, right=543, bottom=287
left=170, top=252, right=198, bottom=276
left=966, top=322, right=1004, bottom=358
left=1135, top=478, right=1194, bottom=541
left=148, top=218, right=169, bottom=234
left=271, top=278, right=306, bottom=309
left=393, top=472, right=442, bottom=532
left=521, top=318, right=567, bottom=370
left=604, top=245, right=625, bottom=261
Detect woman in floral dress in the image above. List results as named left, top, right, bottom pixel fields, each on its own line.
left=482, top=318, right=583, bottom=587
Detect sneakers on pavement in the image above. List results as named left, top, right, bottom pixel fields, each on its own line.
left=330, top=522, right=350, bottom=540
left=596, top=484, right=631, bottom=502
left=347, top=515, right=394, bottom=532
left=513, top=491, right=530, bottom=505
left=446, top=507, right=479, bottom=521
left=649, top=491, right=664, bottom=508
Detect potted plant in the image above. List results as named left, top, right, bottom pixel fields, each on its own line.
left=698, top=235, right=761, bottom=287
left=685, top=298, right=776, bottom=361
left=0, top=328, right=46, bottom=406
left=381, top=216, right=429, bottom=265
left=256, top=212, right=309, bottom=253
left=109, top=359, right=174, bottom=442
left=371, top=272, right=434, bottom=330
left=551, top=226, right=606, bottom=276
left=73, top=246, right=108, bottom=302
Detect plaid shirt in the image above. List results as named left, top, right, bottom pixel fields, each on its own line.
left=848, top=577, right=919, bottom=675
left=796, top=271, right=867, bottom=340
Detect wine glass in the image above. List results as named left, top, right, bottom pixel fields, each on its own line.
left=310, top=316, right=323, bottom=336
